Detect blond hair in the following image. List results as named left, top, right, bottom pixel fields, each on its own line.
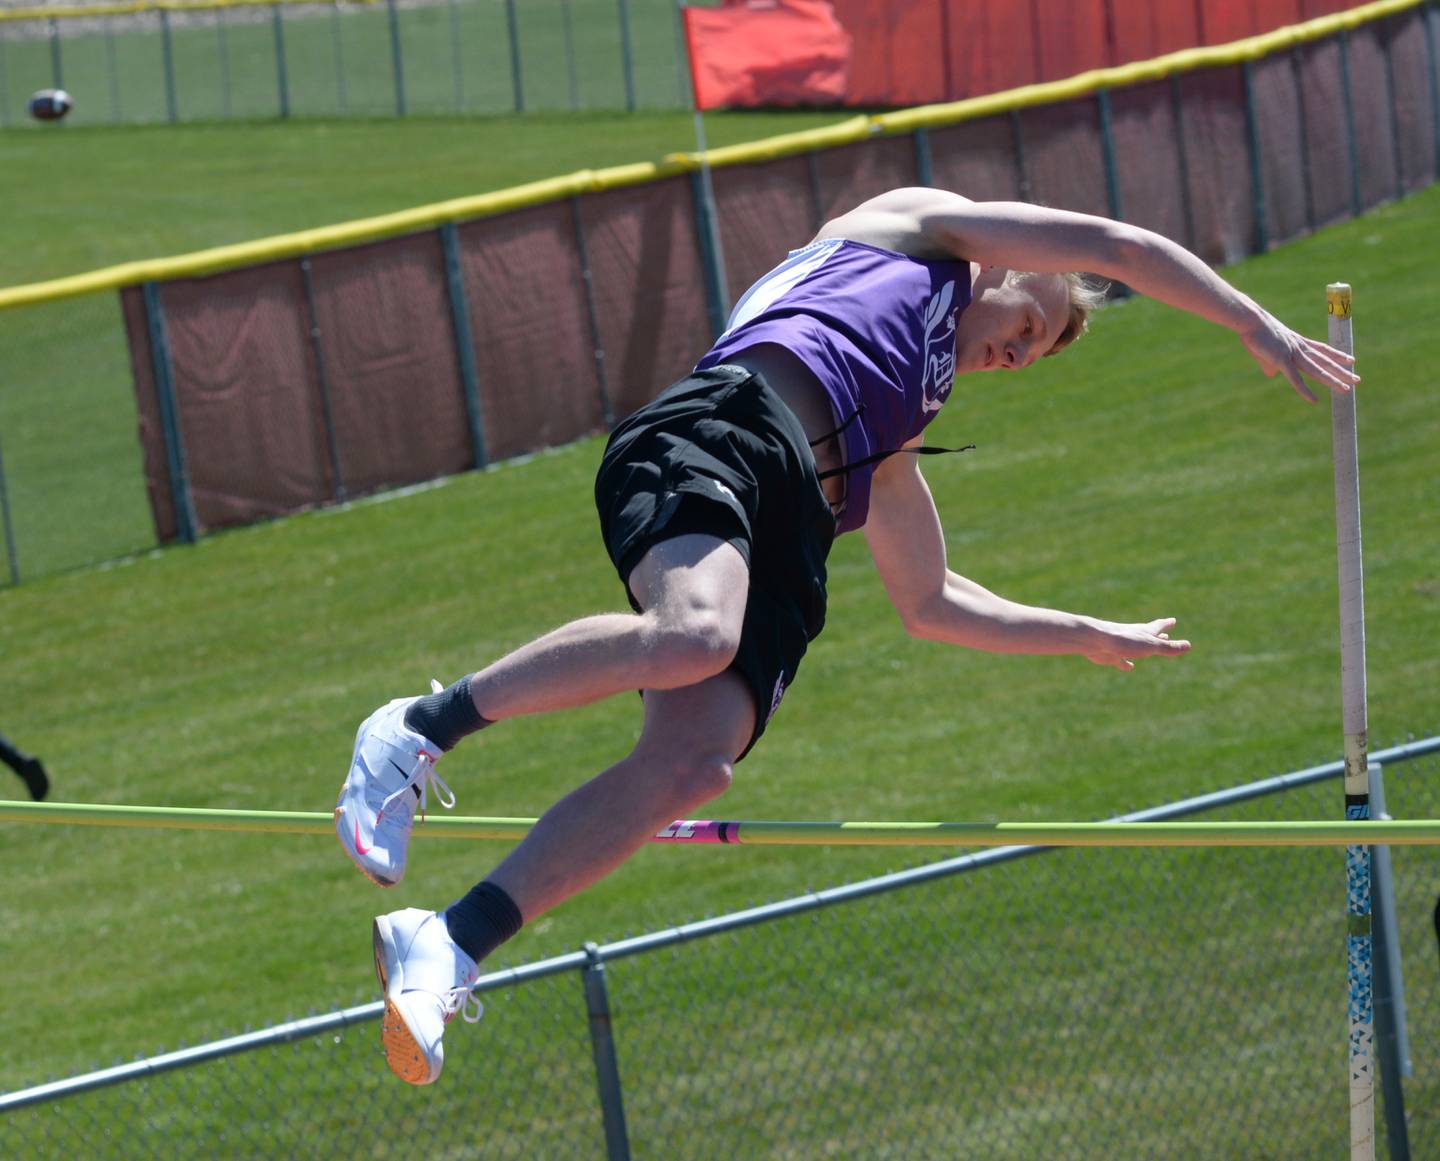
left=1044, top=272, right=1111, bottom=357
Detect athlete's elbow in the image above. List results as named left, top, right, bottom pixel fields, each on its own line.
left=897, top=593, right=947, bottom=641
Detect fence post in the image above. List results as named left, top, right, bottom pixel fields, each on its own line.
left=141, top=282, right=199, bottom=545
left=690, top=167, right=730, bottom=338
left=298, top=258, right=346, bottom=502
left=569, top=196, right=614, bottom=428
left=1291, top=46, right=1316, bottom=233
left=1096, top=88, right=1123, bottom=222
left=161, top=9, right=178, bottom=123
left=448, top=0, right=463, bottom=112
left=913, top=126, right=934, bottom=187
left=1008, top=109, right=1031, bottom=202
left=1241, top=61, right=1268, bottom=253
left=505, top=0, right=524, bottom=112
left=47, top=16, right=63, bottom=90
left=331, top=0, right=348, bottom=114
left=562, top=0, right=579, bottom=110
left=670, top=0, right=690, bottom=107
left=440, top=223, right=488, bottom=469
left=1169, top=74, right=1198, bottom=251
left=0, top=28, right=11, bottom=128
left=273, top=3, right=291, bottom=119
left=387, top=0, right=406, bottom=116
left=1426, top=0, right=1440, bottom=179
left=105, top=17, right=122, bottom=122
left=217, top=9, right=232, bottom=120
left=1368, top=762, right=1412, bottom=1161
left=1339, top=29, right=1363, bottom=216
left=805, top=149, right=824, bottom=230
left=582, top=944, right=632, bottom=1161
left=1381, top=16, right=1404, bottom=198
left=617, top=0, right=636, bottom=112
left=0, top=435, right=20, bottom=586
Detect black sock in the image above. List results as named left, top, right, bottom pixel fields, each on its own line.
left=404, top=675, right=492, bottom=752
left=444, top=880, right=524, bottom=964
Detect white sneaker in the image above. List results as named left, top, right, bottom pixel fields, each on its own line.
left=373, top=908, right=482, bottom=1085
left=335, top=683, right=456, bottom=887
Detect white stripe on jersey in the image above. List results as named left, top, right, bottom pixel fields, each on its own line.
left=718, top=237, right=845, bottom=339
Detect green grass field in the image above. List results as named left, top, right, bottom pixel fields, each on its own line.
left=1, top=105, right=1438, bottom=1152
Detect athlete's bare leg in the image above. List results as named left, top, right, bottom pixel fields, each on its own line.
left=465, top=533, right=749, bottom=720
left=483, top=670, right=756, bottom=920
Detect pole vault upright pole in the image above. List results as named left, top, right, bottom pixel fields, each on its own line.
left=1327, top=282, right=1373, bottom=1161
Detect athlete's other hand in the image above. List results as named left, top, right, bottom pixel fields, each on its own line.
left=1084, top=617, right=1191, bottom=672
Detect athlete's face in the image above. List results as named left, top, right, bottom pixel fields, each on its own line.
left=953, top=268, right=1070, bottom=376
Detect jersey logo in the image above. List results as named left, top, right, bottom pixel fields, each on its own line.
left=921, top=281, right=958, bottom=413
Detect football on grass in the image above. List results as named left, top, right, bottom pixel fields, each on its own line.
left=28, top=89, right=73, bottom=121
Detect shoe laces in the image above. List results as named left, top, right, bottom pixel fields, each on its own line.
left=379, top=753, right=456, bottom=824
left=440, top=985, right=484, bottom=1026
left=379, top=681, right=457, bottom=824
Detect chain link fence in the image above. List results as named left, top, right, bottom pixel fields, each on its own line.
left=4, top=739, right=1439, bottom=1158
left=0, top=0, right=693, bottom=127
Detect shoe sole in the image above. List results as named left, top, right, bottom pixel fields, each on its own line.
left=373, top=915, right=438, bottom=1086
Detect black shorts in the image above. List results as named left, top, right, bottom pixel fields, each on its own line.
left=594, top=364, right=837, bottom=759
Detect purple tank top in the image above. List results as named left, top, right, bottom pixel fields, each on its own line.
left=696, top=238, right=972, bottom=534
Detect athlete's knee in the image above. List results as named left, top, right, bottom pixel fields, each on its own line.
left=657, top=749, right=735, bottom=812
left=643, top=610, right=742, bottom=687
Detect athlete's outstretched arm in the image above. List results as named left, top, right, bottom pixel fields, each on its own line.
left=825, top=188, right=1357, bottom=403
left=862, top=445, right=1190, bottom=670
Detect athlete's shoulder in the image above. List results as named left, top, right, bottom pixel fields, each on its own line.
left=813, top=188, right=977, bottom=259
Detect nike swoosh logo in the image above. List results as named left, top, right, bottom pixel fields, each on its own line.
left=389, top=758, right=424, bottom=800
left=354, top=818, right=372, bottom=856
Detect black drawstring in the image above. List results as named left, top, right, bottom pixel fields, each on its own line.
left=817, top=442, right=976, bottom=480
left=809, top=405, right=865, bottom=449
left=809, top=402, right=976, bottom=480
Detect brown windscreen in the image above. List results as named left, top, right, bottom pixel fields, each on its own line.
left=307, top=232, right=474, bottom=497
left=1109, top=82, right=1192, bottom=248
left=1175, top=66, right=1257, bottom=266
left=1016, top=101, right=1111, bottom=217
left=455, top=202, right=603, bottom=464
left=1388, top=9, right=1440, bottom=191
left=158, top=260, right=335, bottom=531
left=1250, top=54, right=1311, bottom=248
left=1348, top=20, right=1405, bottom=212
left=578, top=176, right=712, bottom=421
left=812, top=137, right=920, bottom=223
left=929, top=116, right=1025, bottom=204
left=1296, top=37, right=1354, bottom=228
left=712, top=155, right=821, bottom=308
left=121, top=240, right=484, bottom=539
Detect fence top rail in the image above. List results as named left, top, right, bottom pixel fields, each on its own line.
left=0, top=0, right=376, bottom=23
left=0, top=0, right=1424, bottom=312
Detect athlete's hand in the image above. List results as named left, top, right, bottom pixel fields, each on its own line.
left=1237, top=311, right=1358, bottom=403
left=1083, top=617, right=1191, bottom=672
